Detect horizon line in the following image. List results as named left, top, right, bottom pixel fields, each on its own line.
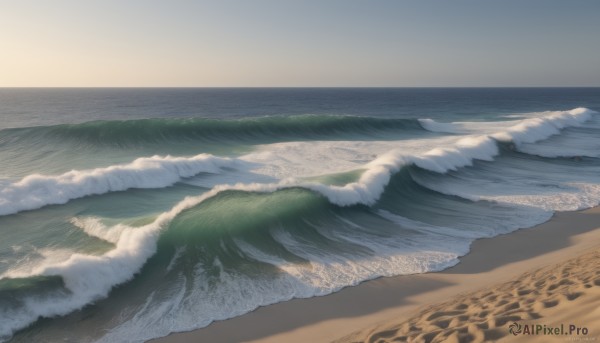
left=1, top=86, right=600, bottom=89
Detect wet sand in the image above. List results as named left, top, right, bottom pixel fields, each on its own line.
left=154, top=207, right=600, bottom=343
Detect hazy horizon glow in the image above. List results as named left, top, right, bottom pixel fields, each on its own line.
left=1, top=0, right=599, bottom=87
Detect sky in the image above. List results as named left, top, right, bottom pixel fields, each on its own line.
left=1, top=0, right=599, bottom=87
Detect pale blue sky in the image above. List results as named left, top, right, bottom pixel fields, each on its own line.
left=1, top=0, right=599, bottom=86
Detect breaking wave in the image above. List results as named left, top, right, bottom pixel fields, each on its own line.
left=0, top=108, right=596, bottom=340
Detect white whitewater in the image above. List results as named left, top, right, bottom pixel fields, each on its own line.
left=0, top=107, right=595, bottom=340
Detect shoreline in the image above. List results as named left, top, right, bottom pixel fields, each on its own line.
left=152, top=206, right=600, bottom=343
left=337, top=244, right=600, bottom=342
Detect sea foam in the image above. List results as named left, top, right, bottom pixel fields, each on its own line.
left=0, top=108, right=596, bottom=340
left=0, top=154, right=239, bottom=216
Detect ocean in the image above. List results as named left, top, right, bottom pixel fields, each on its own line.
left=0, top=88, right=599, bottom=342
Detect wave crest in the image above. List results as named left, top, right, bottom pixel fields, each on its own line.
left=0, top=154, right=239, bottom=216
left=0, top=107, right=596, bottom=339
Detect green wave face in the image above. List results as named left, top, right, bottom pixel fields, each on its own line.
left=3, top=103, right=600, bottom=343
left=0, top=115, right=430, bottom=177
left=161, top=188, right=331, bottom=246
left=1, top=115, right=426, bottom=147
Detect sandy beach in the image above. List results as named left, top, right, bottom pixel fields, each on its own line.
left=3, top=2, right=600, bottom=342
left=153, top=207, right=600, bottom=343
left=337, top=236, right=600, bottom=342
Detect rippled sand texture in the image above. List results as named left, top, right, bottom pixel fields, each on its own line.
left=337, top=249, right=600, bottom=343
